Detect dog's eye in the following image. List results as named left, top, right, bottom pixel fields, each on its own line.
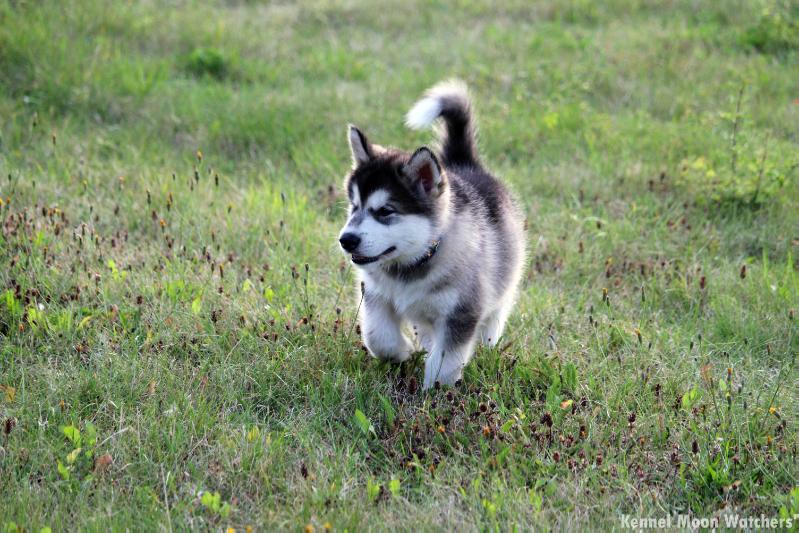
left=374, top=207, right=395, bottom=217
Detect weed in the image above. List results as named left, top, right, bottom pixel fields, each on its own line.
left=676, top=86, right=796, bottom=207
left=739, top=1, right=799, bottom=56
left=199, top=491, right=232, bottom=519
left=185, top=47, right=234, bottom=81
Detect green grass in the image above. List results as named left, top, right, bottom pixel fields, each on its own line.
left=1, top=0, right=798, bottom=530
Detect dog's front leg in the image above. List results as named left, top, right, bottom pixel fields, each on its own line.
left=423, top=304, right=479, bottom=389
left=413, top=322, right=435, bottom=352
left=361, top=290, right=413, bottom=363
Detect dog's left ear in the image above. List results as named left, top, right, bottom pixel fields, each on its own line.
left=402, top=147, right=444, bottom=196
left=348, top=125, right=374, bottom=167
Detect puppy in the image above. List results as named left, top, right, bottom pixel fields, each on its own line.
left=338, top=80, right=526, bottom=389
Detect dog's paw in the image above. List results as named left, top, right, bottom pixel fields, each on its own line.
left=423, top=372, right=462, bottom=390
left=422, top=352, right=463, bottom=389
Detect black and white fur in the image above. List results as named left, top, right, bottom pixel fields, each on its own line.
left=338, top=80, right=526, bottom=389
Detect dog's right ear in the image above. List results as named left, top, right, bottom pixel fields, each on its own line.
left=348, top=125, right=373, bottom=167
left=402, top=147, right=444, bottom=197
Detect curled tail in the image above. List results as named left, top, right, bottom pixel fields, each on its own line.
left=405, top=79, right=479, bottom=168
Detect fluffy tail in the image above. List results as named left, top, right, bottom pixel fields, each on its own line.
left=405, top=79, right=478, bottom=168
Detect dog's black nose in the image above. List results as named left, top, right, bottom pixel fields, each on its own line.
left=339, top=232, right=361, bottom=252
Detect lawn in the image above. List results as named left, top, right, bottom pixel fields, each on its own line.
left=1, top=0, right=797, bottom=530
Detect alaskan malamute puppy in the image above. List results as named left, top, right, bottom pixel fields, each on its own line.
left=338, top=80, right=526, bottom=389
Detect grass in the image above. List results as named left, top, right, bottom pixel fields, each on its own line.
left=0, top=0, right=797, bottom=530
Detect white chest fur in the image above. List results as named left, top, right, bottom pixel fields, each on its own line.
left=362, top=269, right=459, bottom=326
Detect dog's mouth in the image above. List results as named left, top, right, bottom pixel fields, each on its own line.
left=351, top=246, right=396, bottom=265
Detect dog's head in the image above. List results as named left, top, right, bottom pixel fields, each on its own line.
left=338, top=125, right=448, bottom=269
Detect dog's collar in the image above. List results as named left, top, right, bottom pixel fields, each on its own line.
left=414, top=238, right=441, bottom=268
left=383, top=237, right=441, bottom=279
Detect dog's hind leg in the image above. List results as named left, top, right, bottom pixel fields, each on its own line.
left=361, top=290, right=413, bottom=363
